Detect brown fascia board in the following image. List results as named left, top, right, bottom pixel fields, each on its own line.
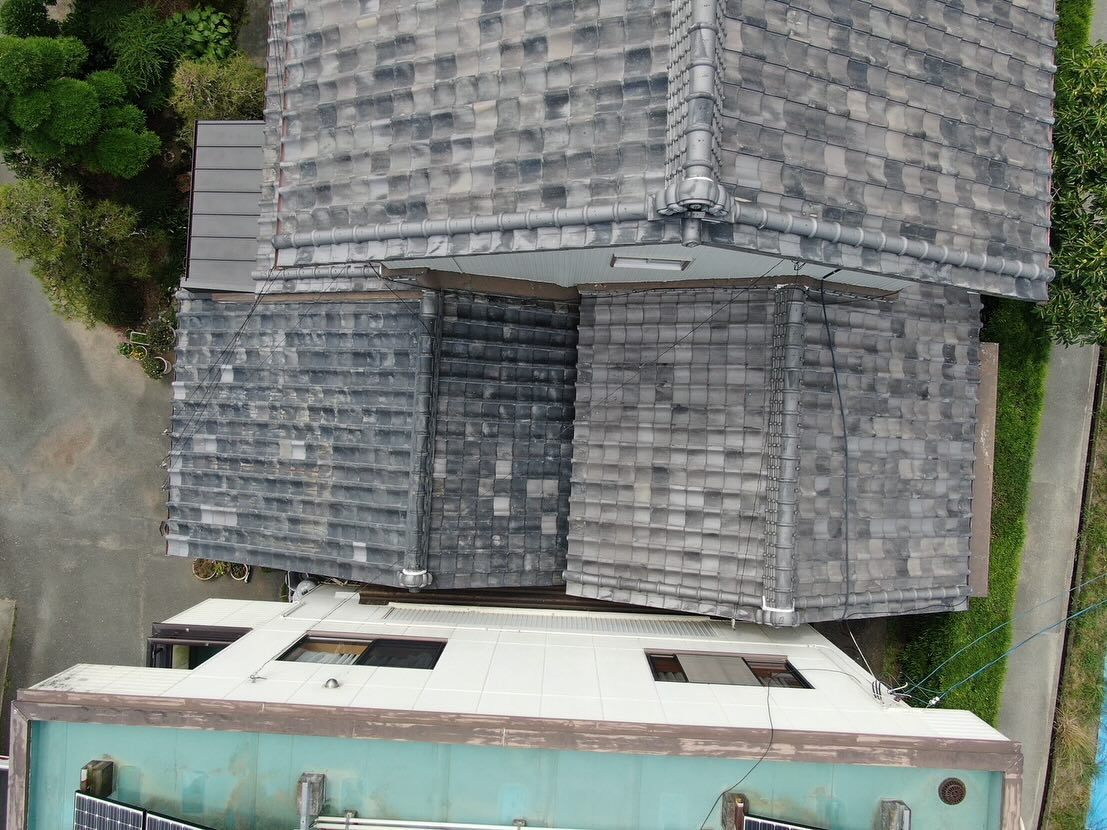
left=8, top=690, right=1024, bottom=830
left=13, top=688, right=1022, bottom=772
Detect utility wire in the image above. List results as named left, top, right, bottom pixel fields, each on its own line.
left=696, top=683, right=775, bottom=830
left=927, top=595, right=1107, bottom=707
left=899, top=569, right=1107, bottom=698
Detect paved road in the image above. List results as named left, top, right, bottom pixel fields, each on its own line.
left=0, top=236, right=282, bottom=748
left=998, top=345, right=1100, bottom=829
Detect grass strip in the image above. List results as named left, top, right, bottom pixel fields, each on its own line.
left=1045, top=387, right=1107, bottom=829
left=890, top=299, right=1050, bottom=724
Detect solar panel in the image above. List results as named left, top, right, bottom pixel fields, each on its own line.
left=145, top=814, right=215, bottom=830
left=744, top=817, right=821, bottom=830
left=73, top=793, right=144, bottom=830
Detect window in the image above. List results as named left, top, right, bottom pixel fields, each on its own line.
left=646, top=652, right=810, bottom=688
left=279, top=636, right=445, bottom=669
left=146, top=624, right=248, bottom=670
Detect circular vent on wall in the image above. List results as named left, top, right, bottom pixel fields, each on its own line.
left=939, top=777, right=967, bottom=805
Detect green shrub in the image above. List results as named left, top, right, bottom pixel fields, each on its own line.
left=8, top=89, right=49, bottom=129
left=0, top=35, right=85, bottom=94
left=86, top=69, right=126, bottom=104
left=21, top=126, right=62, bottom=159
left=169, top=6, right=234, bottom=62
left=101, top=102, right=143, bottom=130
left=86, top=125, right=159, bottom=178
left=1042, top=44, right=1107, bottom=344
left=0, top=0, right=58, bottom=38
left=50, top=35, right=87, bottom=75
left=0, top=36, right=47, bottom=93
left=0, top=175, right=160, bottom=325
left=43, top=77, right=99, bottom=144
left=109, top=7, right=183, bottom=93
left=86, top=0, right=136, bottom=45
left=169, top=54, right=263, bottom=143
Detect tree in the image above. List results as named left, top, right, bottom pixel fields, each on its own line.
left=1041, top=44, right=1107, bottom=344
left=0, top=0, right=58, bottom=38
left=0, top=175, right=161, bottom=325
left=0, top=36, right=160, bottom=177
left=169, top=54, right=263, bottom=145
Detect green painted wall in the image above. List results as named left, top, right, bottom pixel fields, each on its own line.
left=30, top=721, right=1004, bottom=830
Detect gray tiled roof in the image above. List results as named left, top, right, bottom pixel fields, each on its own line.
left=256, top=0, right=1053, bottom=299
left=565, top=282, right=981, bottom=623
left=167, top=291, right=577, bottom=587
left=170, top=279, right=983, bottom=622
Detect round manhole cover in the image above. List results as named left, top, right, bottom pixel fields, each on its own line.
left=939, top=777, right=967, bottom=805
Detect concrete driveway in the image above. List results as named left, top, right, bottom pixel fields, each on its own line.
left=0, top=241, right=282, bottom=747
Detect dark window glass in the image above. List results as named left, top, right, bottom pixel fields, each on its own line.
left=278, top=636, right=445, bottom=669
left=362, top=639, right=444, bottom=669
left=647, top=653, right=688, bottom=682
left=647, top=651, right=810, bottom=688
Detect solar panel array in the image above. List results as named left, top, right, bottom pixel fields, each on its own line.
left=145, top=814, right=212, bottom=830
left=73, top=795, right=212, bottom=830
left=744, top=816, right=819, bottom=830
left=73, top=793, right=143, bottom=830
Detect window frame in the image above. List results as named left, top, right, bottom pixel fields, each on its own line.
left=277, top=632, right=447, bottom=669
left=645, top=650, right=812, bottom=689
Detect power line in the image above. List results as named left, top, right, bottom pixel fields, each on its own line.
left=898, top=569, right=1107, bottom=698
left=927, top=595, right=1107, bottom=707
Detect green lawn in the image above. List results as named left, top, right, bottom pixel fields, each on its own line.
left=890, top=299, right=1050, bottom=724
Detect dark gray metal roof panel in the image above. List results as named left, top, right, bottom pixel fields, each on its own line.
left=194, top=145, right=264, bottom=170
left=193, top=169, right=264, bottom=193
left=190, top=215, right=263, bottom=238
left=184, top=120, right=265, bottom=292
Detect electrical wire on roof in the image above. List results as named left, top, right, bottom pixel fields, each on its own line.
left=165, top=264, right=356, bottom=491
left=696, top=682, right=775, bottom=830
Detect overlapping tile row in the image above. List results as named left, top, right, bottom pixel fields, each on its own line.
left=254, top=0, right=1052, bottom=300
left=566, top=288, right=777, bottom=620
left=565, top=283, right=982, bottom=623
left=167, top=297, right=422, bottom=580
left=167, top=292, right=579, bottom=589
left=427, top=293, right=579, bottom=587
left=793, top=283, right=980, bottom=620
left=711, top=0, right=1054, bottom=299
left=262, top=0, right=672, bottom=270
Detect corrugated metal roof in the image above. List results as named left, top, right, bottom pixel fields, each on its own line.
left=184, top=120, right=264, bottom=293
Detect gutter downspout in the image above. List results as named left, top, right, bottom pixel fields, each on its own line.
left=400, top=290, right=441, bottom=590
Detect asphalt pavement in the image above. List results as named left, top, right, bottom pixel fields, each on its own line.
left=0, top=225, right=282, bottom=749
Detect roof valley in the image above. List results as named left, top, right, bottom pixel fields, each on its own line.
left=762, top=287, right=806, bottom=626
left=401, top=291, right=442, bottom=590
